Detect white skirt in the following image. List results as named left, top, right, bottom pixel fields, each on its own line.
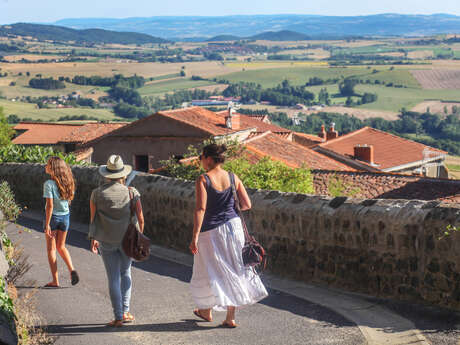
left=190, top=217, right=268, bottom=311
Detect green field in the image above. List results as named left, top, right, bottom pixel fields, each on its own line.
left=0, top=99, right=120, bottom=121
left=222, top=67, right=368, bottom=88
left=138, top=78, right=218, bottom=97
left=0, top=76, right=102, bottom=99
left=355, top=85, right=460, bottom=112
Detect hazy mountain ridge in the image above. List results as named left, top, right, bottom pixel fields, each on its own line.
left=53, top=14, right=460, bottom=39
left=0, top=23, right=169, bottom=44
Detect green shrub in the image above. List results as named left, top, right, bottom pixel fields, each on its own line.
left=0, top=145, right=85, bottom=165
left=160, top=139, right=315, bottom=194
left=0, top=181, right=21, bottom=223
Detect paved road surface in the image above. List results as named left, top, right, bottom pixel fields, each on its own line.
left=7, top=217, right=366, bottom=345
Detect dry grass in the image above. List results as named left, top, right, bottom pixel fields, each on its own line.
left=3, top=55, right=63, bottom=62
left=410, top=69, right=460, bottom=89
left=303, top=105, right=399, bottom=120
left=12, top=287, right=54, bottom=345
left=411, top=101, right=460, bottom=114
left=407, top=50, right=434, bottom=59
left=0, top=61, right=238, bottom=79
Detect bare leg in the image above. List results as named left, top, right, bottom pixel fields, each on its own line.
left=45, top=233, right=59, bottom=286
left=56, top=230, right=75, bottom=273
left=225, top=306, right=236, bottom=326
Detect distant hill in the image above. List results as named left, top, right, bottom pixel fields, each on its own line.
left=0, top=23, right=169, bottom=44
left=250, top=30, right=311, bottom=41
left=53, top=14, right=460, bottom=40
left=207, top=30, right=311, bottom=42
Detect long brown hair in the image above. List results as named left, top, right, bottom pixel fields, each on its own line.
left=47, top=157, right=75, bottom=201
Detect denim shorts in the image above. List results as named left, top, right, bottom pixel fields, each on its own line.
left=45, top=213, right=70, bottom=231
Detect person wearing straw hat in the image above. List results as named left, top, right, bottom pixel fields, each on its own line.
left=89, top=155, right=145, bottom=327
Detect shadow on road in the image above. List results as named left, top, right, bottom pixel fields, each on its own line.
left=43, top=319, right=221, bottom=335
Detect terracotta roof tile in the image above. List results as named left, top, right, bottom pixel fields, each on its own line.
left=159, top=107, right=249, bottom=136
left=318, top=127, right=447, bottom=170
left=13, top=122, right=127, bottom=146
left=216, top=111, right=291, bottom=135
left=13, top=123, right=82, bottom=145
left=246, top=132, right=355, bottom=171
left=60, top=123, right=128, bottom=144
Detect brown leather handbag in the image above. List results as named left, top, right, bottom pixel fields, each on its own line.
left=229, top=172, right=267, bottom=271
left=122, top=188, right=151, bottom=261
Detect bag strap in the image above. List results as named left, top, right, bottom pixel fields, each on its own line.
left=128, top=187, right=135, bottom=223
left=229, top=172, right=250, bottom=242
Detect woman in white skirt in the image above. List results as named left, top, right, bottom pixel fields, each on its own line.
left=189, top=143, right=268, bottom=328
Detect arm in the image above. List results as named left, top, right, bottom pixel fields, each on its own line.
left=44, top=198, right=54, bottom=237
left=89, top=197, right=99, bottom=253
left=135, top=199, right=144, bottom=233
left=235, top=175, right=252, bottom=211
left=189, top=175, right=207, bottom=254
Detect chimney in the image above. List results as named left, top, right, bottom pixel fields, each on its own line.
left=225, top=106, right=240, bottom=130
left=318, top=124, right=327, bottom=139
left=354, top=144, right=374, bottom=165
left=326, top=122, right=339, bottom=141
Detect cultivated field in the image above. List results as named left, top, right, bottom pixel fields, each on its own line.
left=0, top=61, right=239, bottom=79
left=410, top=69, right=460, bottom=89
left=138, top=78, right=219, bottom=97
left=0, top=99, right=120, bottom=121
left=446, top=155, right=460, bottom=180
left=303, top=106, right=399, bottom=121
left=411, top=101, right=460, bottom=114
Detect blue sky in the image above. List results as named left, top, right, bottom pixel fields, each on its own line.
left=1, top=0, right=460, bottom=24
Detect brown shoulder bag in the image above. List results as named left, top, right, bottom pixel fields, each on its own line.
left=122, top=188, right=151, bottom=261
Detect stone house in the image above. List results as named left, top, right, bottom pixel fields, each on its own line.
left=82, top=106, right=354, bottom=172
left=312, top=125, right=448, bottom=178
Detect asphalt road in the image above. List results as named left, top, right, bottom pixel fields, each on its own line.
left=6, top=216, right=367, bottom=345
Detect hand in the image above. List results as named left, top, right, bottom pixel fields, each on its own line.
left=91, top=239, right=99, bottom=254
left=189, top=237, right=198, bottom=255
left=44, top=225, right=55, bottom=238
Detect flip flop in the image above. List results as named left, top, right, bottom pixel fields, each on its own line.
left=123, top=312, right=135, bottom=323
left=193, top=309, right=212, bottom=322
left=107, top=320, right=123, bottom=327
left=43, top=283, right=60, bottom=288
left=71, top=270, right=79, bottom=286
left=221, top=321, right=237, bottom=328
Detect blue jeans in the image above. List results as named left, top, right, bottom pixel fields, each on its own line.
left=99, top=242, right=132, bottom=320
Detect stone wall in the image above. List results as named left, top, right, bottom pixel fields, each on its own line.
left=1, top=163, right=460, bottom=309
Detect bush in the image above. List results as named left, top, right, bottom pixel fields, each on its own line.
left=0, top=145, right=84, bottom=165
left=0, top=181, right=21, bottom=222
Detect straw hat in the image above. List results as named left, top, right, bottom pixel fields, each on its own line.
left=98, top=155, right=132, bottom=179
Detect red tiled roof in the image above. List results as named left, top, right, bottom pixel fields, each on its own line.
left=60, top=123, right=128, bottom=144
left=245, top=132, right=355, bottom=171
left=13, top=123, right=82, bottom=145
left=293, top=132, right=324, bottom=143
left=13, top=122, right=127, bottom=146
left=216, top=111, right=291, bottom=135
left=158, top=107, right=250, bottom=136
left=318, top=127, right=448, bottom=170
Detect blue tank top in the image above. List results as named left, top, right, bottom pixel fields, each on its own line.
left=200, top=172, right=238, bottom=232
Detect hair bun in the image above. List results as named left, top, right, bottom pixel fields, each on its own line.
left=218, top=144, right=227, bottom=154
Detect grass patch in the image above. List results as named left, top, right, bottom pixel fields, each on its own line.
left=138, top=78, right=217, bottom=96
left=221, top=67, right=368, bottom=88
left=0, top=99, right=120, bottom=121
left=355, top=85, right=460, bottom=112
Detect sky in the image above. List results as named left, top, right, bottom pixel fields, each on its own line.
left=1, top=0, right=460, bottom=24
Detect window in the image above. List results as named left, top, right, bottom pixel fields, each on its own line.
left=134, top=155, right=149, bottom=172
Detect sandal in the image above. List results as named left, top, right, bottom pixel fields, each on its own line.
left=43, top=282, right=60, bottom=288
left=123, top=312, right=135, bottom=323
left=193, top=309, right=212, bottom=322
left=221, top=321, right=237, bottom=328
left=107, top=320, right=123, bottom=327
left=71, top=271, right=79, bottom=286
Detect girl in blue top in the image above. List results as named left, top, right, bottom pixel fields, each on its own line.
left=43, top=156, right=79, bottom=287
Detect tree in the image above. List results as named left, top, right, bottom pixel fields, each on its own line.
left=318, top=88, right=330, bottom=105
left=339, top=79, right=358, bottom=96
left=180, top=70, right=186, bottom=77
left=6, top=114, right=20, bottom=124
left=0, top=107, right=14, bottom=147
